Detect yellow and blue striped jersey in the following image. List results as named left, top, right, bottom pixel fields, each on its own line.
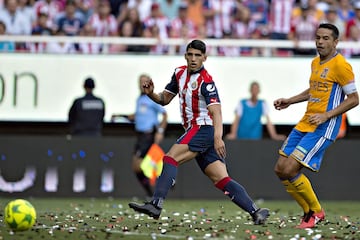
left=295, top=52, right=355, bottom=140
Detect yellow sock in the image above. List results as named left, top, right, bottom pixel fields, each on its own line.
left=282, top=179, right=310, bottom=213
left=291, top=173, right=322, bottom=213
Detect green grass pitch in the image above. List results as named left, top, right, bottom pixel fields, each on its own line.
left=0, top=198, right=359, bottom=239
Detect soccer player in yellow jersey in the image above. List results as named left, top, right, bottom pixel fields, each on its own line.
left=273, top=23, right=359, bottom=229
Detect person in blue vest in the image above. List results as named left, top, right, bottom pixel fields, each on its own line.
left=227, top=81, right=285, bottom=140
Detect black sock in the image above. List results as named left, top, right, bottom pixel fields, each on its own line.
left=136, top=171, right=153, bottom=197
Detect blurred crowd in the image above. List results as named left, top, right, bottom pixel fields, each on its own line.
left=0, top=0, right=360, bottom=56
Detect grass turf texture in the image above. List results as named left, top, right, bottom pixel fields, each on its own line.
left=0, top=198, right=359, bottom=239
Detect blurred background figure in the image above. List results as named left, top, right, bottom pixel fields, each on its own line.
left=0, top=0, right=32, bottom=36
left=45, top=29, right=77, bottom=53
left=231, top=5, right=258, bottom=56
left=343, top=1, right=360, bottom=58
left=170, top=2, right=197, bottom=54
left=202, top=0, right=237, bottom=39
left=288, top=4, right=318, bottom=56
left=159, top=0, right=181, bottom=21
left=78, top=22, right=103, bottom=54
left=226, top=81, right=286, bottom=140
left=111, top=74, right=167, bottom=197
left=323, top=5, right=345, bottom=41
left=186, top=0, right=205, bottom=32
left=337, top=0, right=355, bottom=23
left=88, top=0, right=118, bottom=37
left=68, top=77, right=105, bottom=137
left=0, top=20, right=15, bottom=52
left=337, top=113, right=349, bottom=139
left=143, top=2, right=171, bottom=54
left=55, top=0, right=84, bottom=36
left=0, top=0, right=32, bottom=51
left=268, top=0, right=294, bottom=56
left=33, top=0, right=63, bottom=32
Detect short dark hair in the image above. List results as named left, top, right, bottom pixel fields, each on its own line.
left=186, top=39, right=206, bottom=54
left=318, top=23, right=339, bottom=40
left=84, top=78, right=95, bottom=89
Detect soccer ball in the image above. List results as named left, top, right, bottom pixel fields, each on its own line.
left=4, top=199, right=37, bottom=231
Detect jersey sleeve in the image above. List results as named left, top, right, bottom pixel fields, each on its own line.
left=164, top=71, right=178, bottom=95
left=235, top=100, right=243, bottom=116
left=261, top=100, right=270, bottom=116
left=337, top=60, right=355, bottom=86
left=153, top=101, right=166, bottom=114
left=201, top=81, right=221, bottom=106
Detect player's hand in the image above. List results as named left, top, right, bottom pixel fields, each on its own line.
left=214, top=137, right=226, bottom=159
left=308, top=113, right=328, bottom=125
left=274, top=98, right=291, bottom=110
left=142, top=78, right=154, bottom=95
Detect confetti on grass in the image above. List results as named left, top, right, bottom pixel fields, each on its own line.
left=0, top=199, right=359, bottom=240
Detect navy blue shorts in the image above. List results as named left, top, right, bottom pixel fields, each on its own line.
left=134, top=131, right=154, bottom=158
left=177, top=125, right=225, bottom=172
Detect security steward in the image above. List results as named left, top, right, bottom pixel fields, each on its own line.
left=68, top=78, right=105, bottom=136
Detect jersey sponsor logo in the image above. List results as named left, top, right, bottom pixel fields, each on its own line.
left=206, top=84, right=215, bottom=92
left=292, top=146, right=307, bottom=161
left=210, top=98, right=218, bottom=103
left=309, top=97, right=320, bottom=102
left=292, top=149, right=305, bottom=161
left=310, top=80, right=329, bottom=92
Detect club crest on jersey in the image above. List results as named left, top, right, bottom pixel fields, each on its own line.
left=206, top=84, right=215, bottom=92
left=320, top=68, right=329, bottom=78
left=191, top=81, right=198, bottom=90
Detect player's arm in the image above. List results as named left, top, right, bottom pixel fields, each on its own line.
left=208, top=104, right=226, bottom=159
left=326, top=92, right=359, bottom=119
left=309, top=80, right=359, bottom=125
left=274, top=88, right=310, bottom=110
left=142, top=78, right=176, bottom=106
left=148, top=91, right=175, bottom=106
left=265, top=115, right=286, bottom=140
left=226, top=114, right=240, bottom=140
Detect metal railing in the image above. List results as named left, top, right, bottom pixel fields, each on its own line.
left=1, top=35, right=359, bottom=56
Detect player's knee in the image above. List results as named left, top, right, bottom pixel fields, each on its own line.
left=274, top=164, right=299, bottom=179
left=214, top=176, right=231, bottom=190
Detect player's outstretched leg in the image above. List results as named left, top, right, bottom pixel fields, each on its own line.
left=129, top=156, right=178, bottom=219
left=215, top=177, right=270, bottom=225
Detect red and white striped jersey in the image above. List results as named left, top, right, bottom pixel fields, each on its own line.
left=33, top=0, right=63, bottom=28
left=290, top=15, right=318, bottom=41
left=171, top=17, right=197, bottom=38
left=79, top=42, right=103, bottom=54
left=165, top=65, right=221, bottom=129
left=88, top=13, right=118, bottom=36
left=203, top=0, right=237, bottom=38
left=28, top=42, right=47, bottom=53
left=143, top=15, right=171, bottom=39
left=269, top=0, right=294, bottom=34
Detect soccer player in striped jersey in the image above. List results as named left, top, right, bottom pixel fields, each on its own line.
left=129, top=39, right=270, bottom=225
left=273, top=23, right=359, bottom=229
